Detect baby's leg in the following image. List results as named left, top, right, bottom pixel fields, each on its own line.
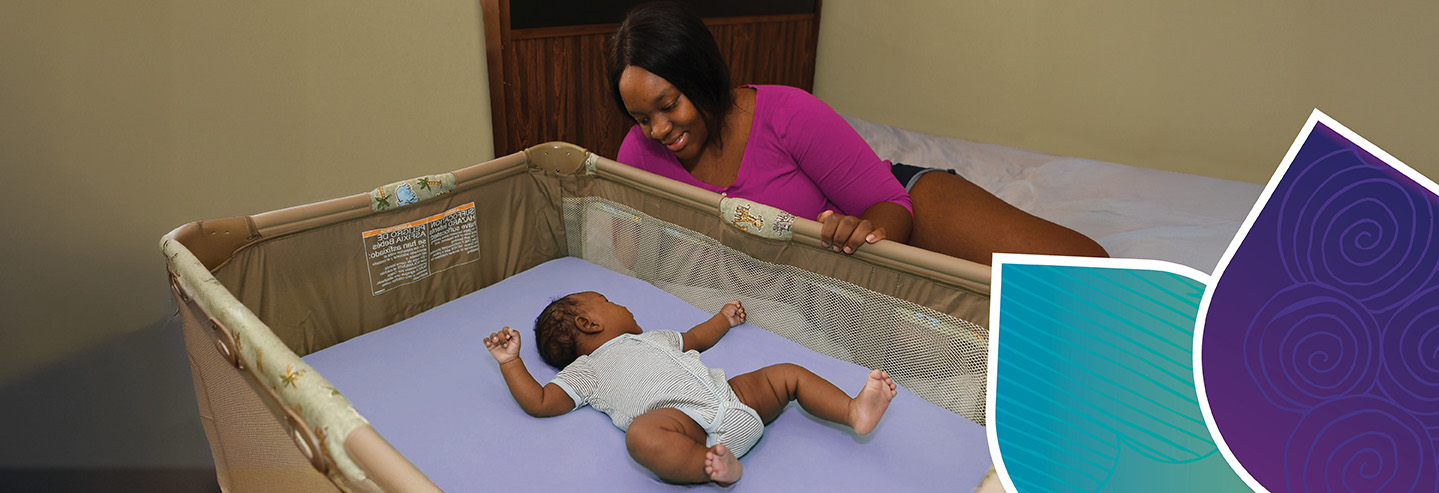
left=729, top=364, right=898, bottom=435
left=625, top=408, right=741, bottom=485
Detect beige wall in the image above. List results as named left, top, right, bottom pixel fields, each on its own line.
left=0, top=2, right=493, bottom=387
left=814, top=0, right=1437, bottom=185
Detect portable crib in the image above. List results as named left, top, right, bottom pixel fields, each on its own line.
left=161, top=142, right=994, bottom=491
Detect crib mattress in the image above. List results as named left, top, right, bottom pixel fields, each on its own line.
left=303, top=257, right=992, bottom=491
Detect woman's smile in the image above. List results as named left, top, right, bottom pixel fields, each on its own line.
left=665, top=132, right=689, bottom=153
left=618, top=66, right=709, bottom=163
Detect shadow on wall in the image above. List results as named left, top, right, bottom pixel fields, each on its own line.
left=0, top=309, right=219, bottom=492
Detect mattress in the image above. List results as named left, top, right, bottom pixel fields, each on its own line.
left=303, top=256, right=992, bottom=491
left=845, top=115, right=1265, bottom=275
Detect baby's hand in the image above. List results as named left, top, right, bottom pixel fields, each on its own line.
left=720, top=301, right=746, bottom=327
left=483, top=326, right=522, bottom=364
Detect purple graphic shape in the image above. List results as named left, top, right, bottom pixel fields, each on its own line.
left=1380, top=285, right=1439, bottom=425
left=1204, top=122, right=1439, bottom=491
left=1275, top=130, right=1439, bottom=312
left=1244, top=283, right=1378, bottom=412
left=1284, top=396, right=1434, bottom=492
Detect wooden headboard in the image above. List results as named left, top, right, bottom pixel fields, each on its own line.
left=481, top=0, right=822, bottom=159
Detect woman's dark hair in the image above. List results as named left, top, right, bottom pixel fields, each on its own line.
left=533, top=294, right=585, bottom=368
left=607, top=1, right=734, bottom=148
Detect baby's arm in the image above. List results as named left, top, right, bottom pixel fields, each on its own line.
left=483, top=326, right=575, bottom=417
left=681, top=301, right=746, bottom=352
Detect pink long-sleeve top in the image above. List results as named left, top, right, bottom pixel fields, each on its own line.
left=616, top=84, right=911, bottom=220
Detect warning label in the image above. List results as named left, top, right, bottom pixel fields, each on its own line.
left=362, top=202, right=480, bottom=295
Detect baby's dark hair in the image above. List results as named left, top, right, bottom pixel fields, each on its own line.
left=533, top=293, right=584, bottom=369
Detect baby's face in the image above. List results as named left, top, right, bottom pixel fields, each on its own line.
left=575, top=292, right=641, bottom=335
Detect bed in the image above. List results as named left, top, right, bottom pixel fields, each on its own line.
left=844, top=115, right=1264, bottom=276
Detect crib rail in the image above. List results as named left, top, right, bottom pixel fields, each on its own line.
left=162, top=140, right=993, bottom=491
left=164, top=231, right=438, bottom=492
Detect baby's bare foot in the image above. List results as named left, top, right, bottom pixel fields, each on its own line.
left=850, top=369, right=898, bottom=435
left=704, top=443, right=742, bottom=486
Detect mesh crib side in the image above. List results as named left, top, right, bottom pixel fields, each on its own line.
left=563, top=196, right=991, bottom=423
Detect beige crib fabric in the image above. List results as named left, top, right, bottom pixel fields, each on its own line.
left=164, top=144, right=993, bottom=490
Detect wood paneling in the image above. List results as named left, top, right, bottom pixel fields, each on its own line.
left=483, top=1, right=821, bottom=159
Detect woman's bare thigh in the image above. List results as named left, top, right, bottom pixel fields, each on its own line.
left=907, top=171, right=1108, bottom=264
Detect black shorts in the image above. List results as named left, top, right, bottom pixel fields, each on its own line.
left=890, top=162, right=958, bottom=192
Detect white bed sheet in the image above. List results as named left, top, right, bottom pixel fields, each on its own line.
left=846, top=116, right=1263, bottom=274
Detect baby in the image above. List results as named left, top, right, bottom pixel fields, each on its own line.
left=483, top=291, right=898, bottom=485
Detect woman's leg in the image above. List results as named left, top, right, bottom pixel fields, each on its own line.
left=728, top=363, right=896, bottom=435
left=626, top=408, right=733, bottom=484
left=907, top=171, right=1108, bottom=265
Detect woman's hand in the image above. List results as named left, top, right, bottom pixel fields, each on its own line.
left=817, top=210, right=887, bottom=254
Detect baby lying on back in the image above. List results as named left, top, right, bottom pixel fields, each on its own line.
left=483, top=291, right=897, bottom=485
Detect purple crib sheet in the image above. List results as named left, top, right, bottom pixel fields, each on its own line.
left=304, top=257, right=991, bottom=491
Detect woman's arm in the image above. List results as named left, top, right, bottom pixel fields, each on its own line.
left=773, top=87, right=913, bottom=253
left=862, top=201, right=913, bottom=244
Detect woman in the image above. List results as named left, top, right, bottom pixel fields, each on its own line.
left=607, top=2, right=1107, bottom=265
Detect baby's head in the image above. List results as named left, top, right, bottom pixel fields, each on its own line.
left=533, top=291, right=641, bottom=368
left=533, top=293, right=585, bottom=368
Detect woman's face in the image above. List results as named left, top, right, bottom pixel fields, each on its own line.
left=617, top=66, right=709, bottom=163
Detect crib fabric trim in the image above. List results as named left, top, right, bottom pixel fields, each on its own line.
left=368, top=173, right=457, bottom=212
left=721, top=197, right=796, bottom=240
left=163, top=235, right=383, bottom=492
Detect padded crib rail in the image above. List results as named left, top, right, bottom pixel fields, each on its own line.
left=586, top=147, right=992, bottom=295
left=163, top=235, right=438, bottom=493
left=162, top=141, right=993, bottom=491
left=526, top=141, right=991, bottom=295
left=171, top=142, right=989, bottom=296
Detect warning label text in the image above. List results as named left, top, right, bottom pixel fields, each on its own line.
left=362, top=202, right=480, bottom=295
